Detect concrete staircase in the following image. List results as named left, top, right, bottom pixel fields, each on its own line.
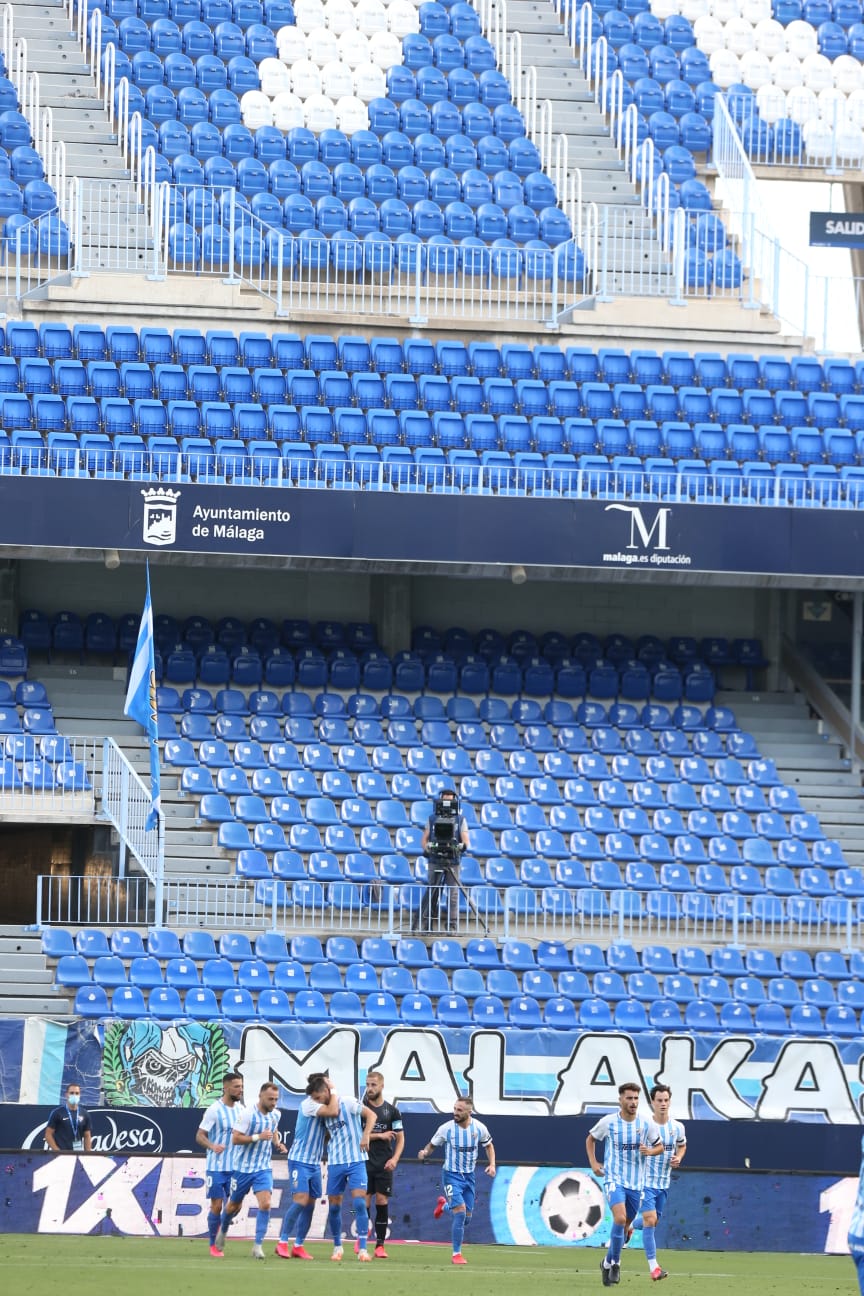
left=507, top=0, right=672, bottom=292
left=0, top=925, right=72, bottom=1015
left=41, top=664, right=233, bottom=879
left=12, top=0, right=153, bottom=270
left=721, top=689, right=864, bottom=867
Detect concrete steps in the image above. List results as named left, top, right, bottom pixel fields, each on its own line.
left=0, top=926, right=72, bottom=1016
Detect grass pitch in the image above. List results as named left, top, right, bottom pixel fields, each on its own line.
left=0, top=1236, right=854, bottom=1296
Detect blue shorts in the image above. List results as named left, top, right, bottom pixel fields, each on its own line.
left=205, top=1171, right=232, bottom=1202
left=327, top=1161, right=367, bottom=1197
left=443, top=1171, right=476, bottom=1214
left=230, top=1170, right=273, bottom=1203
left=640, top=1187, right=668, bottom=1219
left=288, top=1161, right=322, bottom=1199
left=605, top=1183, right=642, bottom=1222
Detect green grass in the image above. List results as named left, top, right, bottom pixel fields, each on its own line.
left=0, top=1236, right=853, bottom=1296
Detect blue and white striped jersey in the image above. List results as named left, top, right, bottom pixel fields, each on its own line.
left=641, top=1118, right=686, bottom=1191
left=199, top=1099, right=244, bottom=1174
left=589, top=1113, right=659, bottom=1190
left=848, top=1135, right=864, bottom=1250
left=324, top=1096, right=366, bottom=1167
left=430, top=1118, right=493, bottom=1175
left=233, top=1104, right=282, bottom=1174
left=288, top=1095, right=327, bottom=1166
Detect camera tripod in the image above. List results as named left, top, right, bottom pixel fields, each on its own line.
left=413, top=848, right=488, bottom=935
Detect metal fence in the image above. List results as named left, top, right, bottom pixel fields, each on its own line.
left=1, top=453, right=861, bottom=510
left=101, top=739, right=164, bottom=895
left=0, top=736, right=99, bottom=816
left=35, top=874, right=864, bottom=955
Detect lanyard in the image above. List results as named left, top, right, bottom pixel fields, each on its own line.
left=65, top=1105, right=79, bottom=1140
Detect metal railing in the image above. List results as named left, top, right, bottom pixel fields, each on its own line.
left=0, top=453, right=861, bottom=509
left=0, top=736, right=100, bottom=816
left=37, top=871, right=156, bottom=929
left=101, top=739, right=164, bottom=894
left=35, top=875, right=864, bottom=954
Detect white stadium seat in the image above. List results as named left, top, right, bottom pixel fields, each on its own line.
left=356, top=0, right=388, bottom=35
left=304, top=92, right=339, bottom=132
left=325, top=0, right=358, bottom=35
left=804, top=52, right=836, bottom=93
left=708, top=47, right=741, bottom=87
left=755, top=82, right=787, bottom=122
left=711, top=0, right=740, bottom=23
left=818, top=85, right=848, bottom=123
left=724, top=16, right=756, bottom=55
left=740, top=49, right=772, bottom=88
left=369, top=30, right=403, bottom=69
left=803, top=117, right=834, bottom=159
left=785, top=20, right=818, bottom=60
left=259, top=57, right=292, bottom=96
left=846, top=86, right=864, bottom=126
left=833, top=54, right=863, bottom=94
left=785, top=85, right=819, bottom=123
left=741, top=0, right=771, bottom=22
left=241, top=90, right=274, bottom=128
left=754, top=17, right=786, bottom=58
left=353, top=60, right=387, bottom=101
left=681, top=0, right=710, bottom=20
left=694, top=14, right=725, bottom=53
left=835, top=123, right=864, bottom=161
left=290, top=58, right=323, bottom=98
left=307, top=26, right=341, bottom=65
left=294, top=0, right=326, bottom=33
left=277, top=24, right=308, bottom=63
left=338, top=29, right=371, bottom=68
left=770, top=51, right=804, bottom=91
left=336, top=94, right=370, bottom=133
left=322, top=58, right=356, bottom=98
left=272, top=91, right=305, bottom=129
left=388, top=0, right=420, bottom=36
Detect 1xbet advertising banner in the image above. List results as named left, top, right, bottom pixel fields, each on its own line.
left=0, top=1152, right=857, bottom=1254
left=1, top=477, right=864, bottom=578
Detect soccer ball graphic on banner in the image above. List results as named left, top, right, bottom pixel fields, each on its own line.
left=539, top=1171, right=606, bottom=1240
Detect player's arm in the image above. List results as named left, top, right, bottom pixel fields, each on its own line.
left=43, top=1116, right=61, bottom=1153
left=671, top=1134, right=687, bottom=1169
left=640, top=1119, right=664, bottom=1157
left=360, top=1104, right=377, bottom=1153
left=313, top=1088, right=340, bottom=1117
left=586, top=1133, right=603, bottom=1177
left=233, top=1111, right=272, bottom=1144
left=418, top=1129, right=445, bottom=1161
left=196, top=1115, right=224, bottom=1155
left=482, top=1137, right=496, bottom=1177
left=385, top=1128, right=405, bottom=1171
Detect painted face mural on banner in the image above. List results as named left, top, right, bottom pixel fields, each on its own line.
left=102, top=1021, right=229, bottom=1108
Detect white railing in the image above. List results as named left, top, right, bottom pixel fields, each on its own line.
left=101, top=738, right=164, bottom=891
left=0, top=736, right=100, bottom=818
left=2, top=3, right=13, bottom=69
left=34, top=874, right=864, bottom=953
left=0, top=452, right=859, bottom=511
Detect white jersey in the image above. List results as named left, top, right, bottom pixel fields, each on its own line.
left=289, top=1095, right=327, bottom=1166
left=199, top=1099, right=244, bottom=1174
left=233, top=1104, right=282, bottom=1174
left=430, top=1117, right=493, bottom=1176
left=323, top=1096, right=366, bottom=1166
left=640, top=1118, right=686, bottom=1191
left=849, top=1134, right=864, bottom=1253
left=589, top=1113, right=660, bottom=1191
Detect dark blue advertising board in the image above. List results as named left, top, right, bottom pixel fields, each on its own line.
left=0, top=477, right=863, bottom=579
left=0, top=1151, right=855, bottom=1254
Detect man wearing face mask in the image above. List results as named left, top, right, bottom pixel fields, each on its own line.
left=44, top=1083, right=92, bottom=1153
